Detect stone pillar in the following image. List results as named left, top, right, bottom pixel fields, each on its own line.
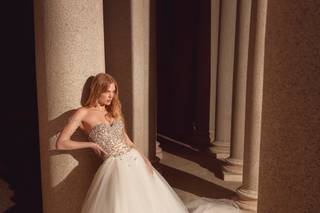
left=149, top=0, right=157, bottom=162
left=208, top=0, right=220, bottom=144
left=191, top=0, right=216, bottom=150
left=104, top=0, right=151, bottom=157
left=235, top=0, right=267, bottom=211
left=210, top=0, right=237, bottom=159
left=223, top=0, right=252, bottom=182
left=131, top=0, right=150, bottom=156
left=258, top=1, right=320, bottom=213
left=34, top=1, right=105, bottom=212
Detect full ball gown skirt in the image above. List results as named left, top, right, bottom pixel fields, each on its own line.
left=80, top=120, right=239, bottom=213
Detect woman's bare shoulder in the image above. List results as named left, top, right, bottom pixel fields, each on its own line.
left=70, top=107, right=89, bottom=122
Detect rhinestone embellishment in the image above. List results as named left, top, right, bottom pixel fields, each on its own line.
left=89, top=120, right=132, bottom=158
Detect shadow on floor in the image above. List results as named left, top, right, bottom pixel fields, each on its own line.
left=158, top=163, right=236, bottom=199
left=158, top=139, right=226, bottom=179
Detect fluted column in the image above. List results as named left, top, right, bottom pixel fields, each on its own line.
left=131, top=0, right=150, bottom=156
left=104, top=0, right=151, bottom=157
left=235, top=0, right=267, bottom=211
left=149, top=0, right=157, bottom=162
left=208, top=0, right=220, bottom=144
left=223, top=0, right=252, bottom=182
left=34, top=1, right=105, bottom=212
left=210, top=0, right=237, bottom=159
left=258, top=1, right=320, bottom=213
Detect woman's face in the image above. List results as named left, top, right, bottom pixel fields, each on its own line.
left=98, top=83, right=116, bottom=106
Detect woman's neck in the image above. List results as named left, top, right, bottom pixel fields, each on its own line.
left=92, top=104, right=106, bottom=112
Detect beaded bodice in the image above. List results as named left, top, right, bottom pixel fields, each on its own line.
left=89, top=120, right=131, bottom=157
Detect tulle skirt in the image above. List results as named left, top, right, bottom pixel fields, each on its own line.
left=80, top=148, right=189, bottom=213
left=80, top=148, right=240, bottom=213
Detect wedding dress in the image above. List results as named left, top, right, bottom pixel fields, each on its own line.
left=80, top=119, right=239, bottom=213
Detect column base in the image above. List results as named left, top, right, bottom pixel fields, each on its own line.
left=156, top=141, right=163, bottom=159
left=235, top=187, right=258, bottom=212
left=210, top=152, right=230, bottom=159
left=222, top=171, right=242, bottom=182
left=236, top=200, right=257, bottom=212
left=222, top=170, right=243, bottom=182
left=222, top=158, right=243, bottom=181
left=225, top=157, right=243, bottom=166
left=211, top=141, right=231, bottom=147
left=209, top=141, right=230, bottom=159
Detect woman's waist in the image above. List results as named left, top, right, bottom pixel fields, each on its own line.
left=95, top=140, right=131, bottom=157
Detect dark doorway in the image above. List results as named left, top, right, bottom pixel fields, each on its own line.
left=0, top=1, right=42, bottom=212
left=156, top=0, right=212, bottom=149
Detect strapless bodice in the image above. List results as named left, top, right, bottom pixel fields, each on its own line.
left=89, top=120, right=131, bottom=157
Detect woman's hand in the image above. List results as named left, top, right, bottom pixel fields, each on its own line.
left=90, top=143, right=109, bottom=159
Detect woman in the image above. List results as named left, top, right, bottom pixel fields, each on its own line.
left=56, top=73, right=239, bottom=213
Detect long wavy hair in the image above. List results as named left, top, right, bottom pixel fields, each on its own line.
left=84, top=73, right=124, bottom=121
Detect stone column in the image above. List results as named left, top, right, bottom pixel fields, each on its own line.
left=235, top=0, right=267, bottom=211
left=191, top=0, right=216, bottom=150
left=104, top=0, right=151, bottom=157
left=208, top=0, right=220, bottom=145
left=223, top=0, right=252, bottom=182
left=34, top=1, right=105, bottom=212
left=131, top=0, right=150, bottom=156
left=210, top=0, right=237, bottom=159
left=258, top=1, right=320, bottom=213
left=149, top=0, right=157, bottom=162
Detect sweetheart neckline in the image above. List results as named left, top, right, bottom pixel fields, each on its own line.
left=88, top=120, right=121, bottom=137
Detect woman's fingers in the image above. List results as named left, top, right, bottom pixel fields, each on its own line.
left=97, top=147, right=109, bottom=160
left=93, top=148, right=100, bottom=155
left=101, top=148, right=108, bottom=156
left=98, top=146, right=107, bottom=156
left=92, top=145, right=102, bottom=156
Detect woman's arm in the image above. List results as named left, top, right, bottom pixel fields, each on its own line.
left=56, top=108, right=108, bottom=156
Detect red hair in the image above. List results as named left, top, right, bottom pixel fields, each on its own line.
left=84, top=73, right=124, bottom=121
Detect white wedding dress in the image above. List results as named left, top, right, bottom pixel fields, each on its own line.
left=80, top=120, right=239, bottom=213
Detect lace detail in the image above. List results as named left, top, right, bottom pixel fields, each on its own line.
left=89, top=120, right=131, bottom=157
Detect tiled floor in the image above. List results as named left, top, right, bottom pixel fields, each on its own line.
left=156, top=141, right=241, bottom=205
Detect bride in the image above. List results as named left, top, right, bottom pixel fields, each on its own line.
left=56, top=73, right=239, bottom=213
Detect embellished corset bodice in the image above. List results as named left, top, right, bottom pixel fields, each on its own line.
left=89, top=120, right=131, bottom=157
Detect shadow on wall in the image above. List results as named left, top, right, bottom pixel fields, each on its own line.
left=104, top=0, right=157, bottom=160
left=103, top=0, right=133, bottom=138
left=37, top=76, right=103, bottom=213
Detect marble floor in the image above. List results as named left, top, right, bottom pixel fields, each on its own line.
left=156, top=140, right=241, bottom=205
